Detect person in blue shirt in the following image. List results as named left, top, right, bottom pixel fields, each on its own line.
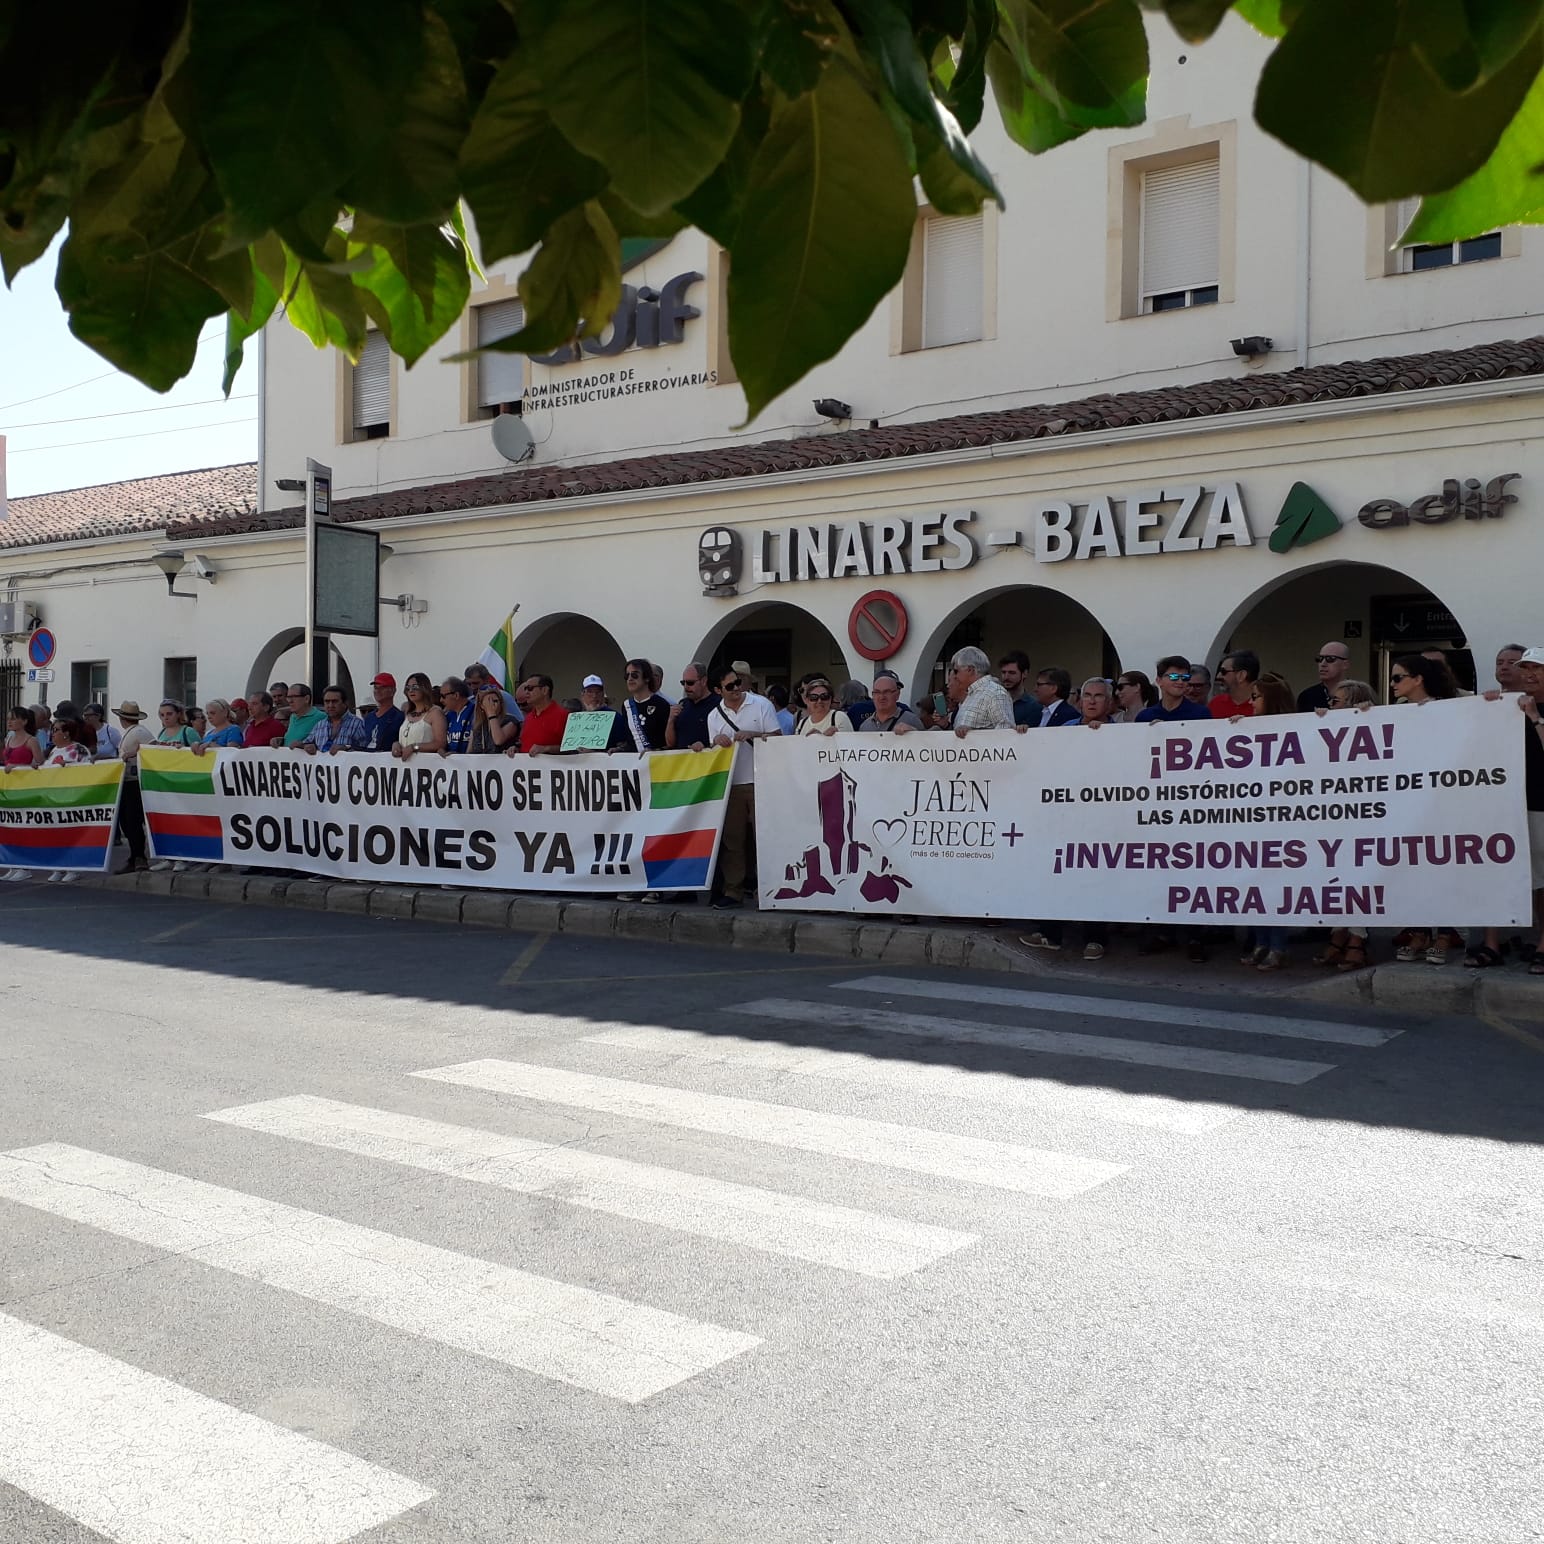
left=1135, top=657, right=1212, bottom=722
left=438, top=677, right=475, bottom=752
left=299, top=687, right=369, bottom=754
left=361, top=672, right=405, bottom=751
left=196, top=699, right=245, bottom=749
left=766, top=684, right=796, bottom=735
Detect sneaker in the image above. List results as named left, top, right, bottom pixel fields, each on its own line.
left=45, top=870, right=64, bottom=883
left=1240, top=946, right=1267, bottom=967
left=1019, top=932, right=1061, bottom=951
left=640, top=891, right=664, bottom=904
left=171, top=861, right=188, bottom=874
left=1082, top=942, right=1105, bottom=961
left=149, top=860, right=173, bottom=872
left=58, top=872, right=80, bottom=884
left=1, top=868, right=27, bottom=882
left=1256, top=950, right=1286, bottom=972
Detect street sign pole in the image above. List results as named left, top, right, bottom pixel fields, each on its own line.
left=304, top=459, right=332, bottom=695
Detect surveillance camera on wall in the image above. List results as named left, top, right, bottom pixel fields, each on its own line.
left=188, top=555, right=216, bottom=581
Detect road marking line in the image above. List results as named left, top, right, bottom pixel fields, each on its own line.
left=0, top=1309, right=433, bottom=1544
left=1478, top=1008, right=1544, bottom=1055
left=0, top=1144, right=758, bottom=1404
left=733, top=997, right=1337, bottom=1085
left=499, top=931, right=550, bottom=986
left=520, top=963, right=863, bottom=986
left=204, top=1096, right=975, bottom=1279
left=582, top=1025, right=1232, bottom=1134
left=411, top=1061, right=1128, bottom=1197
left=835, top=975, right=1397, bottom=1047
left=144, top=914, right=212, bottom=944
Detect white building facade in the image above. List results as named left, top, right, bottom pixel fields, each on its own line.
left=5, top=14, right=1543, bottom=709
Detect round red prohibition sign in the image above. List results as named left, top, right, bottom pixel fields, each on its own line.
left=848, top=589, right=908, bottom=661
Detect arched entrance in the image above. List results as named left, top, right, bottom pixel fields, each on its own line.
left=693, top=600, right=852, bottom=695
left=514, top=612, right=627, bottom=704
left=1207, top=561, right=1476, bottom=698
left=246, top=629, right=356, bottom=703
left=909, top=585, right=1118, bottom=706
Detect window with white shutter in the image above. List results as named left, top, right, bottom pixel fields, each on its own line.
left=350, top=330, right=390, bottom=440
left=921, top=211, right=984, bottom=348
left=475, top=299, right=526, bottom=416
left=1390, top=196, right=1502, bottom=272
left=1139, top=159, right=1220, bottom=312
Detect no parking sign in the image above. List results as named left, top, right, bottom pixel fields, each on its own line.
left=847, top=591, right=908, bottom=661
left=27, top=628, right=55, bottom=669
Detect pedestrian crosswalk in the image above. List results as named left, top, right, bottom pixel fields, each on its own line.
left=1, top=973, right=1400, bottom=1542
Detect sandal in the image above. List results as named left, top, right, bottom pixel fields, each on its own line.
left=1314, top=929, right=1349, bottom=967
left=1395, top=931, right=1431, bottom=963
left=1464, top=945, right=1505, bottom=969
left=1338, top=937, right=1369, bottom=971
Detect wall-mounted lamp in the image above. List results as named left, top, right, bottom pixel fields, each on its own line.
left=813, top=398, right=854, bottom=421
left=1230, top=336, right=1273, bottom=360
left=151, top=550, right=216, bottom=600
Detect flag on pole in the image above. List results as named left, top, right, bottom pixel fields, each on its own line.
left=477, top=608, right=520, bottom=687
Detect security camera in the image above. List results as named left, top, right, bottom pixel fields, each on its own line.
left=188, top=555, right=216, bottom=581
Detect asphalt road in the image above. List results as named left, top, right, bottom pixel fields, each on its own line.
left=1, top=886, right=1540, bottom=1544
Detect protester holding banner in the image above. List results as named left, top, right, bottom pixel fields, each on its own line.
left=361, top=674, right=405, bottom=752
left=243, top=693, right=286, bottom=748
left=4, top=707, right=42, bottom=770
left=708, top=664, right=779, bottom=909
left=395, top=673, right=447, bottom=759
left=1114, top=671, right=1157, bottom=721
left=198, top=700, right=245, bottom=751
left=1234, top=673, right=1297, bottom=970
left=861, top=674, right=922, bottom=733
left=470, top=685, right=520, bottom=753
left=622, top=659, right=671, bottom=751
left=154, top=701, right=198, bottom=746
left=111, top=701, right=153, bottom=873
left=946, top=647, right=1016, bottom=735
left=1135, top=659, right=1211, bottom=723
left=299, top=688, right=368, bottom=755
left=43, top=719, right=92, bottom=767
left=796, top=680, right=853, bottom=736
left=515, top=674, right=568, bottom=755
left=280, top=686, right=324, bottom=746
left=666, top=664, right=719, bottom=750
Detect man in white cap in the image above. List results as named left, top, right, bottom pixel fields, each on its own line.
left=580, top=673, right=628, bottom=750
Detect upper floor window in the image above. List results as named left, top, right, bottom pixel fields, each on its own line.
left=921, top=211, right=984, bottom=348
left=1392, top=198, right=1502, bottom=271
left=349, top=330, right=391, bottom=441
left=474, top=298, right=526, bottom=417
left=1139, top=158, right=1220, bottom=313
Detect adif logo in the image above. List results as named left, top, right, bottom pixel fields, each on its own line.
left=1269, top=482, right=1342, bottom=553
left=533, top=236, right=702, bottom=366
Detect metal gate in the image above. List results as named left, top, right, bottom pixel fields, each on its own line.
left=0, top=659, right=20, bottom=720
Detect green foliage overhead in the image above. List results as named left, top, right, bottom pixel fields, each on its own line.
left=4, top=0, right=1544, bottom=418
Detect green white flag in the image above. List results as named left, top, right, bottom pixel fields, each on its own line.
left=477, top=609, right=520, bottom=687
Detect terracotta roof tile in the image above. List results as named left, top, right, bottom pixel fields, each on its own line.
left=2, top=463, right=256, bottom=552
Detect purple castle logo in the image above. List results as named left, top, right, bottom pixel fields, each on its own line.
left=773, top=769, right=912, bottom=905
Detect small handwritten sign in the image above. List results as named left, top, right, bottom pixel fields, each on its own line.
left=560, top=711, right=618, bottom=752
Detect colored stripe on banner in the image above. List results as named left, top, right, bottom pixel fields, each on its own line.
left=0, top=764, right=123, bottom=810
left=0, top=823, right=113, bottom=849
left=649, top=748, right=734, bottom=809
left=140, top=766, right=217, bottom=796
left=0, top=846, right=109, bottom=870
left=146, top=810, right=224, bottom=862
left=641, top=827, right=716, bottom=889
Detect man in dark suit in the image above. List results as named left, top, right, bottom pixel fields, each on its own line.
left=1025, top=667, right=1080, bottom=727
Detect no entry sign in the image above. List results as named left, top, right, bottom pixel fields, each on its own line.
left=27, top=627, right=55, bottom=668
left=848, top=590, right=908, bottom=661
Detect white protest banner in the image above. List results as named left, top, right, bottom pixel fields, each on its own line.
left=0, top=762, right=124, bottom=872
left=755, top=699, right=1531, bottom=925
left=140, top=746, right=732, bottom=891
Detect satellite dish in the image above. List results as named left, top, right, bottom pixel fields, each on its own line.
left=491, top=414, right=535, bottom=463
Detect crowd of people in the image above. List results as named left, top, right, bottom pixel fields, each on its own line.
left=5, top=639, right=1542, bottom=975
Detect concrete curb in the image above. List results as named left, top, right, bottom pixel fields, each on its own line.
left=70, top=869, right=1544, bottom=1025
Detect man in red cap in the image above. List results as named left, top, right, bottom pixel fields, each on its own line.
left=361, top=672, right=404, bottom=752
left=229, top=698, right=251, bottom=730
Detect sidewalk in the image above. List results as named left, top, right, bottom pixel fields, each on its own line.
left=72, top=867, right=1544, bottom=1027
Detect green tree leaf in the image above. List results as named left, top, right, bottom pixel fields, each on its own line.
left=757, top=0, right=842, bottom=96
left=1408, top=0, right=1542, bottom=93
left=531, top=0, right=754, bottom=215
left=1405, top=64, right=1544, bottom=241
left=281, top=231, right=371, bottom=358
left=1231, top=0, right=1291, bottom=36
left=943, top=0, right=996, bottom=132
left=223, top=236, right=285, bottom=395
left=729, top=56, right=916, bottom=419
left=674, top=86, right=771, bottom=246
left=461, top=200, right=623, bottom=357
left=914, top=119, right=996, bottom=213
left=340, top=9, right=468, bottom=224
left=987, top=35, right=1087, bottom=151
left=185, top=0, right=425, bottom=237
left=351, top=221, right=471, bottom=365
left=1154, top=0, right=1237, bottom=44
left=1255, top=0, right=1541, bottom=201
left=844, top=0, right=1002, bottom=205
left=459, top=54, right=608, bottom=266
left=997, top=0, right=1149, bottom=127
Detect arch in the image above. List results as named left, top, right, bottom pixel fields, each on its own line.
left=907, top=583, right=1118, bottom=702
left=245, top=629, right=355, bottom=704
left=1205, top=559, right=1474, bottom=697
left=691, top=599, right=855, bottom=693
left=513, top=611, right=627, bottom=701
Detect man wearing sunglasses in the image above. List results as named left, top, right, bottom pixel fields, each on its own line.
left=1209, top=650, right=1259, bottom=718
left=1135, top=657, right=1211, bottom=722
left=1297, top=642, right=1350, bottom=712
left=708, top=666, right=781, bottom=909
left=666, top=662, right=719, bottom=751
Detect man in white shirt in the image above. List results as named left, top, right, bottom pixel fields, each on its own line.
left=707, top=663, right=781, bottom=909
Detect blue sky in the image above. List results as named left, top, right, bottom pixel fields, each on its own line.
left=0, top=235, right=258, bottom=500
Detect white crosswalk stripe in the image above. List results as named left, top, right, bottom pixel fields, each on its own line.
left=203, top=1095, right=977, bottom=1279
left=837, top=975, right=1399, bottom=1048
left=733, top=997, right=1338, bottom=1085
left=411, top=1059, right=1129, bottom=1196
left=0, top=1143, right=759, bottom=1403
left=0, top=1309, right=434, bottom=1544
left=583, top=1024, right=1235, bottom=1134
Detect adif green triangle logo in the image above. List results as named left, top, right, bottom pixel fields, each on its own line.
left=1269, top=482, right=1342, bottom=553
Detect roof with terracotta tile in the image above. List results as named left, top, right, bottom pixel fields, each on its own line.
left=8, top=336, right=1542, bottom=552
left=164, top=336, right=1544, bottom=542
left=1, top=463, right=257, bottom=552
